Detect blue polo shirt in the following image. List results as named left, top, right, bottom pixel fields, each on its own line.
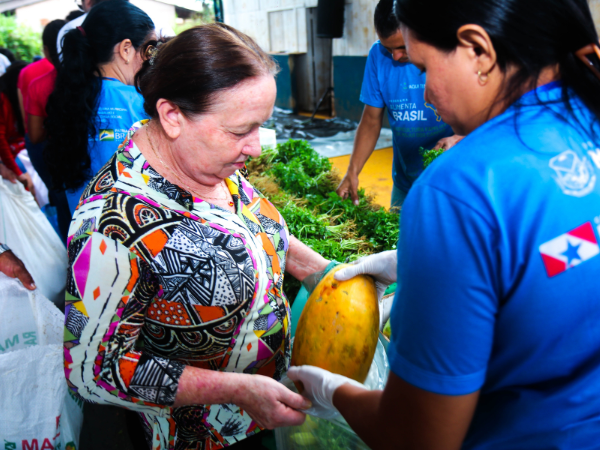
left=388, top=81, right=600, bottom=448
left=66, top=78, right=148, bottom=212
left=360, top=41, right=453, bottom=192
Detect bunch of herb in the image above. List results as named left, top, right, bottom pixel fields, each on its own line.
left=420, top=146, right=445, bottom=169
left=247, top=139, right=399, bottom=300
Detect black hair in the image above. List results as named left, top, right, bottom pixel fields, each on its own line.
left=42, top=19, right=66, bottom=65
left=394, top=0, right=600, bottom=125
left=0, top=48, right=15, bottom=63
left=65, top=10, right=85, bottom=22
left=45, top=0, right=153, bottom=191
left=0, top=61, right=28, bottom=136
left=136, top=23, right=278, bottom=119
left=374, top=0, right=400, bottom=39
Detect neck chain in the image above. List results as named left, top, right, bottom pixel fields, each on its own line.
left=144, top=122, right=234, bottom=206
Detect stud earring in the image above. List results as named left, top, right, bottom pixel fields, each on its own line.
left=478, top=70, right=489, bottom=85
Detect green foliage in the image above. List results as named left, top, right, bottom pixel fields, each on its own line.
left=0, top=15, right=42, bottom=62
left=420, top=146, right=445, bottom=169
left=174, top=6, right=215, bottom=35
left=248, top=139, right=400, bottom=299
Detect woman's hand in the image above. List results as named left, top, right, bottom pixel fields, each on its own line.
left=174, top=367, right=310, bottom=429
left=17, top=172, right=35, bottom=198
left=0, top=163, right=17, bottom=183
left=0, top=249, right=35, bottom=290
left=236, top=374, right=310, bottom=429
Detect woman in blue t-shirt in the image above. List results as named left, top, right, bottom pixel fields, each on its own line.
left=289, top=0, right=600, bottom=448
left=45, top=0, right=155, bottom=213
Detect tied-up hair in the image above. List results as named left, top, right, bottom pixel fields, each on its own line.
left=135, top=23, right=279, bottom=120
left=45, top=0, right=154, bottom=191
left=394, top=0, right=600, bottom=130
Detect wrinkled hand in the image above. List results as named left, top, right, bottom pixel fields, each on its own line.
left=0, top=250, right=35, bottom=290
left=334, top=250, right=397, bottom=300
left=0, top=164, right=17, bottom=183
left=237, top=374, right=310, bottom=429
left=336, top=171, right=360, bottom=206
left=432, top=134, right=464, bottom=151
left=288, top=366, right=365, bottom=419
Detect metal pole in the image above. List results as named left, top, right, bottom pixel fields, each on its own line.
left=214, top=0, right=224, bottom=23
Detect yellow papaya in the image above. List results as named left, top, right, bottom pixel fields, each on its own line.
left=291, top=264, right=379, bottom=389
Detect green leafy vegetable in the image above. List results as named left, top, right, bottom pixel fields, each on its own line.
left=420, top=147, right=445, bottom=169
left=248, top=139, right=399, bottom=300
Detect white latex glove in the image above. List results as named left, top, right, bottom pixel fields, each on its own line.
left=287, top=365, right=366, bottom=420
left=334, top=250, right=397, bottom=300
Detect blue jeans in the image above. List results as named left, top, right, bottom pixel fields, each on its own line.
left=391, top=184, right=408, bottom=210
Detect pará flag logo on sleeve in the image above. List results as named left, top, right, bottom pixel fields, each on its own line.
left=539, top=222, right=599, bottom=277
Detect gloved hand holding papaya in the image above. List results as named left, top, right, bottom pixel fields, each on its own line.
left=289, top=253, right=397, bottom=420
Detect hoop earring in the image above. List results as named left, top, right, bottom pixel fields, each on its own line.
left=478, top=70, right=489, bottom=85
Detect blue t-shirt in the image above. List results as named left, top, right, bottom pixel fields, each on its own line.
left=388, top=82, right=600, bottom=448
left=360, top=41, right=453, bottom=192
left=66, top=78, right=148, bottom=212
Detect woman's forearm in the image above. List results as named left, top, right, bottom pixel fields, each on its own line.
left=285, top=235, right=329, bottom=282
left=174, top=366, right=244, bottom=406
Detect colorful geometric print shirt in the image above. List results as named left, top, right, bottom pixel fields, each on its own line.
left=64, top=120, right=292, bottom=450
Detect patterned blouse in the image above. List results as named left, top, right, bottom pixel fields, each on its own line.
left=64, top=120, right=292, bottom=449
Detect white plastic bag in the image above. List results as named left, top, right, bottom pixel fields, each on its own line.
left=276, top=339, right=390, bottom=449
left=0, top=274, right=83, bottom=449
left=17, top=150, right=49, bottom=207
left=0, top=177, right=67, bottom=305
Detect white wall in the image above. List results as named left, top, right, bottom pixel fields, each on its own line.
left=332, top=0, right=376, bottom=57
left=16, top=0, right=74, bottom=32
left=16, top=0, right=175, bottom=34
left=223, top=0, right=317, bottom=53
left=130, top=0, right=176, bottom=32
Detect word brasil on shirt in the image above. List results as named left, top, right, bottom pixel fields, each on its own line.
left=389, top=102, right=441, bottom=122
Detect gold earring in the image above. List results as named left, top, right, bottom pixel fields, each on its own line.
left=478, top=70, right=489, bottom=85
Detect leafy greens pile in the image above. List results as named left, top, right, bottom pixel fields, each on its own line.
left=247, top=139, right=400, bottom=300
left=420, top=147, right=445, bottom=169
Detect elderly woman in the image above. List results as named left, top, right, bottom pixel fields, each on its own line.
left=64, top=24, right=327, bottom=449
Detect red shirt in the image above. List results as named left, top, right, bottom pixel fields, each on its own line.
left=25, top=69, right=56, bottom=118
left=17, top=58, right=53, bottom=129
left=0, top=93, right=25, bottom=176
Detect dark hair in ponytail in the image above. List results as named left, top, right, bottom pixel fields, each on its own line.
left=0, top=61, right=28, bottom=136
left=45, top=0, right=153, bottom=191
left=394, top=0, right=600, bottom=125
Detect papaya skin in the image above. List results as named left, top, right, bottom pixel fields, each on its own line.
left=290, top=264, right=379, bottom=389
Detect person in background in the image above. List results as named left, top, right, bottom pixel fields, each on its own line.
left=0, top=50, right=11, bottom=77
left=0, top=241, right=35, bottom=290
left=290, top=0, right=600, bottom=448
left=56, top=0, right=174, bottom=61
left=65, top=9, right=85, bottom=22
left=0, top=48, right=15, bottom=77
left=16, top=47, right=53, bottom=128
left=0, top=48, right=15, bottom=64
left=24, top=19, right=69, bottom=240
left=45, top=0, right=155, bottom=213
left=0, top=61, right=34, bottom=194
left=336, top=0, right=461, bottom=208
